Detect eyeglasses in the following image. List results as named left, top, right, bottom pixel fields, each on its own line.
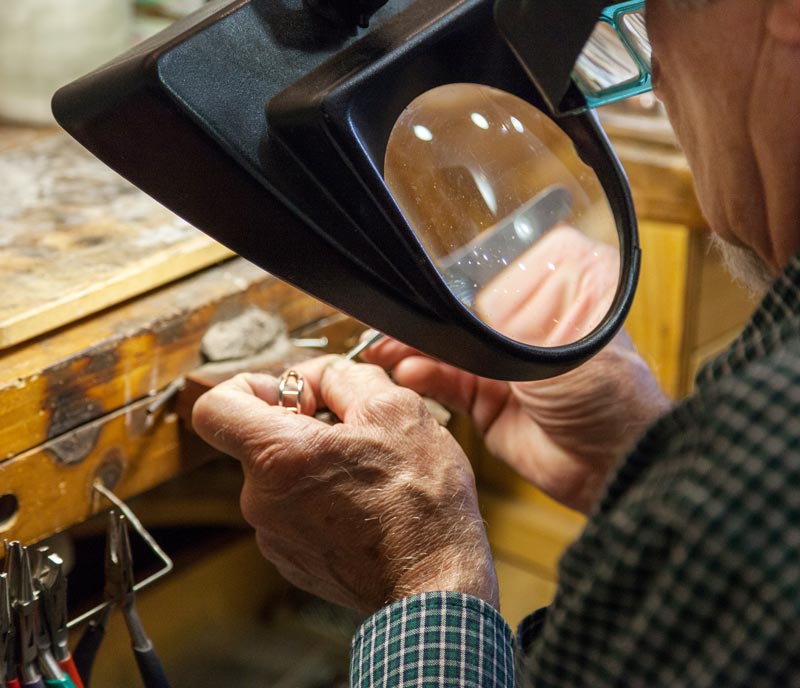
left=572, top=1, right=651, bottom=111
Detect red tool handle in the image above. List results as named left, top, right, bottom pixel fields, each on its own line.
left=7, top=680, right=21, bottom=688
left=58, top=656, right=84, bottom=688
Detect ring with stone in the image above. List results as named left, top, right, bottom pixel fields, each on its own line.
left=278, top=370, right=304, bottom=414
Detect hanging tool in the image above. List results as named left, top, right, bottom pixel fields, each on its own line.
left=27, top=560, right=73, bottom=688
left=105, top=512, right=171, bottom=688
left=1, top=573, right=16, bottom=688
left=75, top=512, right=171, bottom=688
left=72, top=484, right=174, bottom=687
left=10, top=546, right=45, bottom=688
left=4, top=543, right=21, bottom=688
left=36, top=556, right=81, bottom=688
left=2, top=543, right=76, bottom=688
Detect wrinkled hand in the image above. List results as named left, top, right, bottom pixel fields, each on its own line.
left=365, top=227, right=670, bottom=514
left=192, top=357, right=499, bottom=615
left=364, top=335, right=667, bottom=514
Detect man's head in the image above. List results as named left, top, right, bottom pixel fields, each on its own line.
left=645, top=0, right=800, bottom=291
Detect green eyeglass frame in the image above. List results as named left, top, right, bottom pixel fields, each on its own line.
left=574, top=1, right=651, bottom=111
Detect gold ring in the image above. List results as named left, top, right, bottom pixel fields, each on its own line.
left=278, top=370, right=304, bottom=414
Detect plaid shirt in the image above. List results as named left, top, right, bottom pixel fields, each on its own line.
left=351, top=255, right=800, bottom=686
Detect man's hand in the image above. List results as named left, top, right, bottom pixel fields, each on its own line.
left=192, top=356, right=499, bottom=615
left=363, top=226, right=669, bottom=514
left=363, top=334, right=668, bottom=514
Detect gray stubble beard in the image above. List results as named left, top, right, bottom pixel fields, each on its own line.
left=709, top=233, right=775, bottom=297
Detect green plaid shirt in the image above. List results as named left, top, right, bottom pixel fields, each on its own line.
left=351, top=255, right=800, bottom=686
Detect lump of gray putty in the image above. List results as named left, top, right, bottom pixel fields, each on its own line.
left=201, top=308, right=288, bottom=362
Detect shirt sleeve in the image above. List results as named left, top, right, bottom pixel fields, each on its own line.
left=350, top=591, right=516, bottom=687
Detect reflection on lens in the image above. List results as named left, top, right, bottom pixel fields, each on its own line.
left=575, top=21, right=640, bottom=93
left=384, top=84, right=620, bottom=348
left=620, top=11, right=651, bottom=68
left=437, top=185, right=574, bottom=307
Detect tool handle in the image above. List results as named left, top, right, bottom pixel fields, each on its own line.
left=6, top=680, right=21, bottom=688
left=133, top=646, right=171, bottom=688
left=43, top=679, right=75, bottom=688
left=56, top=658, right=82, bottom=688
left=20, top=678, right=45, bottom=688
left=71, top=619, right=107, bottom=688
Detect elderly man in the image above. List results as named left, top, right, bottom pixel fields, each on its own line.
left=193, top=0, right=800, bottom=684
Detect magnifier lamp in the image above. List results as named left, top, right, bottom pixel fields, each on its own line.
left=52, top=0, right=649, bottom=380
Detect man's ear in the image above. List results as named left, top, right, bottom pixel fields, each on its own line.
left=768, top=0, right=800, bottom=44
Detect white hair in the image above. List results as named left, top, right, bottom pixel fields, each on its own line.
left=709, top=233, right=774, bottom=297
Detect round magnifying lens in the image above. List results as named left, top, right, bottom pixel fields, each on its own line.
left=385, top=83, right=621, bottom=349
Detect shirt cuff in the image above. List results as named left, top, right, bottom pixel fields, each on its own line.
left=350, top=591, right=515, bottom=688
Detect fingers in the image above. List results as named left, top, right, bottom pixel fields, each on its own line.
left=192, top=371, right=322, bottom=463
left=262, top=354, right=406, bottom=424
left=191, top=356, right=415, bottom=465
left=360, top=336, right=422, bottom=369
left=361, top=334, right=493, bottom=414
left=474, top=226, right=620, bottom=346
left=315, top=358, right=408, bottom=423
left=391, top=356, right=475, bottom=413
left=364, top=337, right=511, bottom=432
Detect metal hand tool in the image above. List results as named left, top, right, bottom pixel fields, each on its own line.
left=11, top=547, right=44, bottom=688
left=70, top=608, right=110, bottom=688
left=21, top=556, right=73, bottom=688
left=1, top=573, right=16, bottom=688
left=3, top=543, right=21, bottom=688
left=36, top=556, right=81, bottom=688
left=344, top=330, right=384, bottom=361
left=72, top=485, right=174, bottom=688
left=104, top=512, right=171, bottom=688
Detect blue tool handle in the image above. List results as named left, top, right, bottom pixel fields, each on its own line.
left=20, top=678, right=45, bottom=688
left=133, top=647, right=171, bottom=688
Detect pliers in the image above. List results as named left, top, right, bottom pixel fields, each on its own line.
left=15, top=546, right=77, bottom=688
left=73, top=512, right=171, bottom=688
left=10, top=543, right=45, bottom=688
left=1, top=572, right=17, bottom=688
left=36, top=555, right=83, bottom=688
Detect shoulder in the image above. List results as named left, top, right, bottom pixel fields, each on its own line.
left=605, top=334, right=800, bottom=507
left=522, top=325, right=800, bottom=685
left=577, top=335, right=800, bottom=589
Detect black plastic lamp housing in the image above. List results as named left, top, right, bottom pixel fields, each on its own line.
left=52, top=0, right=639, bottom=381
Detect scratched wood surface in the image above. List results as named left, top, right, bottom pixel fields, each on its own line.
left=0, top=126, right=233, bottom=349
left=0, top=258, right=342, bottom=462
